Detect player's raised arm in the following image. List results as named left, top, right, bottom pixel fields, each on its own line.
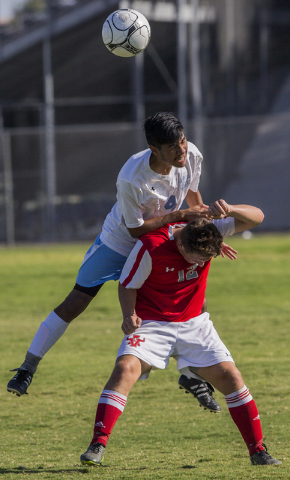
left=128, top=188, right=207, bottom=238
left=209, top=199, right=264, bottom=233
left=127, top=204, right=209, bottom=238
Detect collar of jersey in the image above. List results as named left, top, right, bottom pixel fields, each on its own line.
left=168, top=223, right=187, bottom=240
left=147, top=154, right=182, bottom=180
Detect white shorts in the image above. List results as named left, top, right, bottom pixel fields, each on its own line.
left=117, top=312, right=234, bottom=379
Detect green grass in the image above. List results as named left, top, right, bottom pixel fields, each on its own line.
left=0, top=234, right=290, bottom=479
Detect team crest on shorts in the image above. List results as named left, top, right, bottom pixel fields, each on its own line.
left=127, top=334, right=145, bottom=347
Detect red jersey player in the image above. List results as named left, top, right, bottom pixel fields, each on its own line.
left=7, top=112, right=235, bottom=409
left=80, top=199, right=281, bottom=467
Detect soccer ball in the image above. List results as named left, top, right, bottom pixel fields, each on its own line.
left=102, top=9, right=151, bottom=58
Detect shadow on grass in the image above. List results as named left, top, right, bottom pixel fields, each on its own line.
left=0, top=467, right=98, bottom=475
left=0, top=465, right=149, bottom=475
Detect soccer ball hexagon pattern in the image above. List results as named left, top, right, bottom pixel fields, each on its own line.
left=102, top=9, right=151, bottom=57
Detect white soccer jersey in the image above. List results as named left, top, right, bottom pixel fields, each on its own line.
left=101, top=142, right=203, bottom=257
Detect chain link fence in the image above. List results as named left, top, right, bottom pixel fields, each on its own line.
left=1, top=110, right=289, bottom=244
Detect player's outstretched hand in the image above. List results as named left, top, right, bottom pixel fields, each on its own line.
left=182, top=204, right=209, bottom=222
left=122, top=313, right=142, bottom=335
left=221, top=242, right=238, bottom=260
left=208, top=199, right=232, bottom=219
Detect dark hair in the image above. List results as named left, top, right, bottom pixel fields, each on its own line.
left=181, top=218, right=223, bottom=258
left=143, top=112, right=185, bottom=147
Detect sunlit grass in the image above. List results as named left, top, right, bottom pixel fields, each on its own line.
left=0, top=234, right=289, bottom=479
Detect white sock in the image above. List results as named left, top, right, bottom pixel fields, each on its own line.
left=28, top=311, right=69, bottom=358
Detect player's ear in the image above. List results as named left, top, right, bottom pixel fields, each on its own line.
left=148, top=144, right=159, bottom=156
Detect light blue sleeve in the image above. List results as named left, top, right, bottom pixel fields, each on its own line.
left=212, top=217, right=235, bottom=238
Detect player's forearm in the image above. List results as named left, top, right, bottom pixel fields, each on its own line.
left=127, top=210, right=188, bottom=238
left=118, top=283, right=137, bottom=318
left=128, top=203, right=209, bottom=238
left=119, top=284, right=142, bottom=334
left=228, top=205, right=264, bottom=232
left=229, top=205, right=264, bottom=225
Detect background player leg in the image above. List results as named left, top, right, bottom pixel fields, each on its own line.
left=178, top=365, right=221, bottom=413
left=7, top=288, right=97, bottom=396
left=7, top=240, right=131, bottom=398
left=177, top=300, right=221, bottom=413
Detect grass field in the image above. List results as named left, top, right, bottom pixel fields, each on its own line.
left=0, top=234, right=290, bottom=480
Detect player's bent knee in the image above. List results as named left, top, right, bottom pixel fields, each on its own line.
left=220, top=363, right=242, bottom=379
left=231, top=367, right=244, bottom=386
left=201, top=362, right=244, bottom=393
left=226, top=366, right=243, bottom=382
left=74, top=283, right=104, bottom=297
left=219, top=365, right=244, bottom=392
left=115, top=355, right=142, bottom=378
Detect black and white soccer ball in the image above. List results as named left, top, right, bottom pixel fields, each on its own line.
left=102, top=9, right=151, bottom=57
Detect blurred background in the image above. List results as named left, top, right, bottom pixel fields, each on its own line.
left=0, top=0, right=289, bottom=244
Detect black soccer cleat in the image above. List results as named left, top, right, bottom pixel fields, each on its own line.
left=178, top=374, right=221, bottom=413
left=80, top=442, right=106, bottom=466
left=250, top=444, right=282, bottom=465
left=7, top=369, right=33, bottom=396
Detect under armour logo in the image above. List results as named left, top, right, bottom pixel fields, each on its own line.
left=127, top=334, right=145, bottom=347
left=166, top=267, right=174, bottom=272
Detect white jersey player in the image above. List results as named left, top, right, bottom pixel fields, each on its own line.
left=101, top=141, right=202, bottom=257
left=7, top=112, right=235, bottom=407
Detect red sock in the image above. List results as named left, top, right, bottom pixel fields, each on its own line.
left=90, top=390, right=127, bottom=446
left=225, top=385, right=263, bottom=456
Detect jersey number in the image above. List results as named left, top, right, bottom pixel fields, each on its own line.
left=178, top=264, right=198, bottom=282
left=165, top=195, right=177, bottom=212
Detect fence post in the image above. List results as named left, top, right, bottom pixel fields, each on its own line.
left=189, top=0, right=203, bottom=150
left=43, top=0, right=56, bottom=239
left=2, top=132, right=15, bottom=246
left=177, top=0, right=188, bottom=132
left=132, top=52, right=145, bottom=152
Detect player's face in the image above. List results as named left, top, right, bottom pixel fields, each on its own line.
left=180, top=249, right=211, bottom=266
left=157, top=135, right=188, bottom=169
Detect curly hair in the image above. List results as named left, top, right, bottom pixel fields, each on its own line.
left=181, top=218, right=223, bottom=258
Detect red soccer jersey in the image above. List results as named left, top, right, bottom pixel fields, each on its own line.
left=120, top=223, right=211, bottom=322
